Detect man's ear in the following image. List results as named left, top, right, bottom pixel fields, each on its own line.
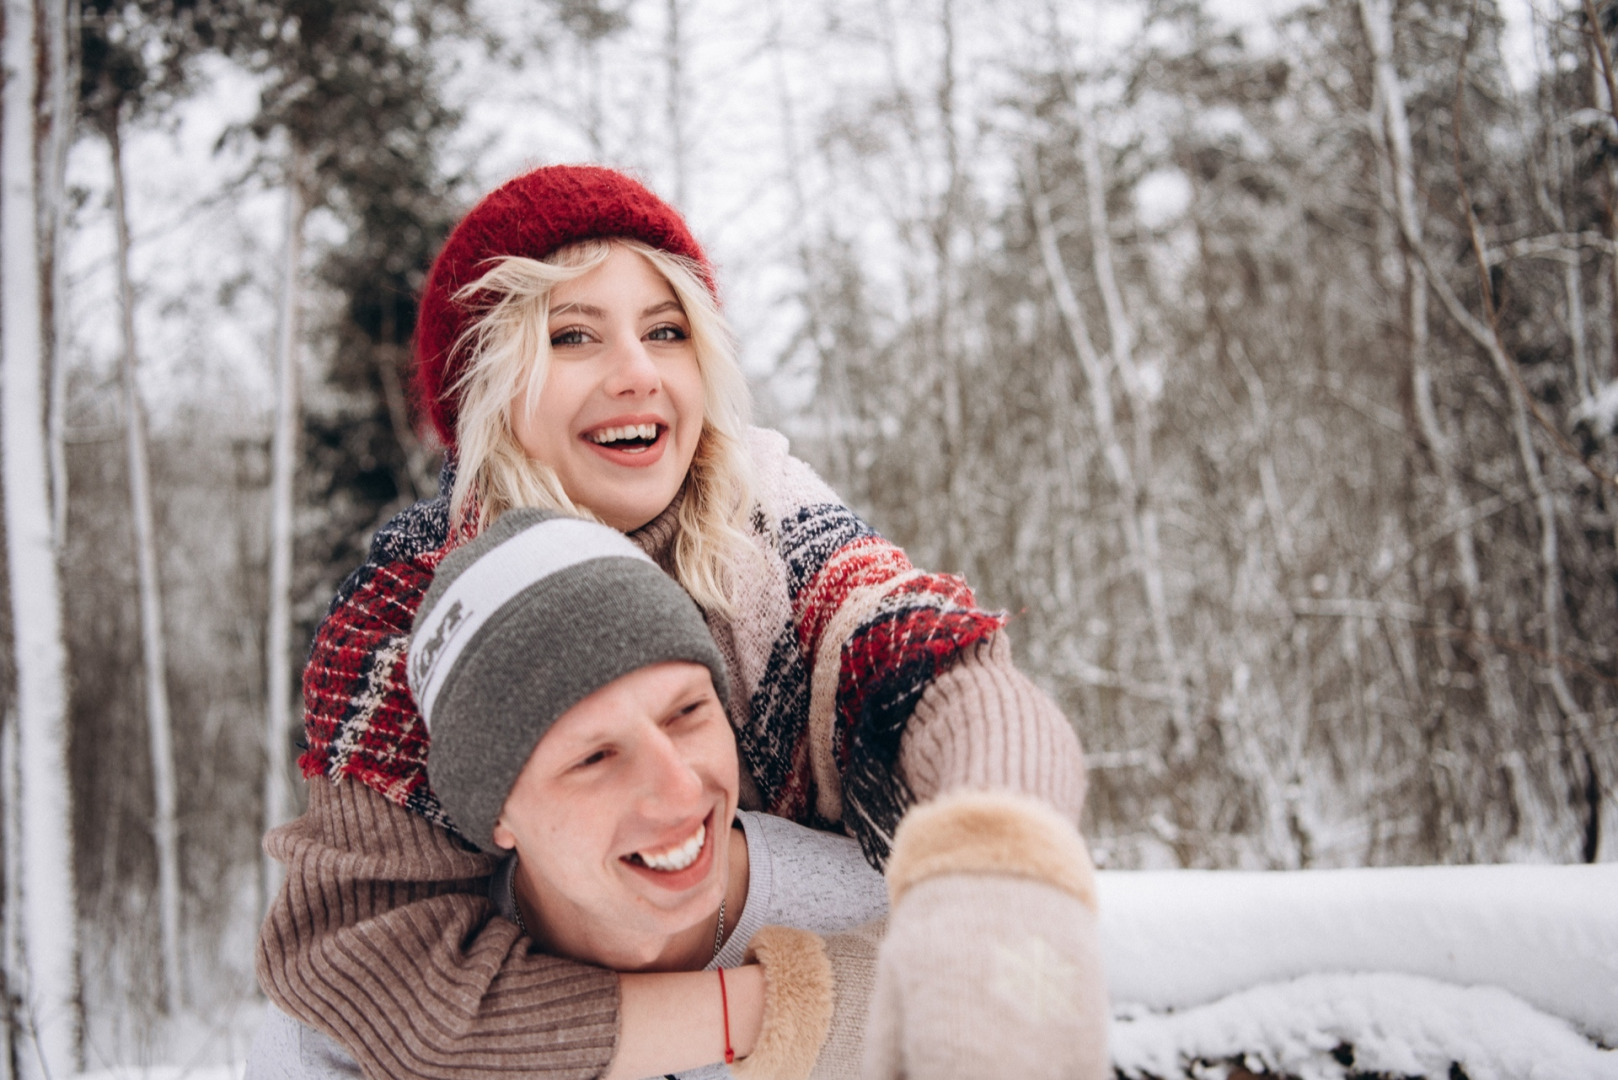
left=491, top=817, right=517, bottom=851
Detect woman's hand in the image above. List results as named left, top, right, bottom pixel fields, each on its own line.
left=863, top=791, right=1110, bottom=1080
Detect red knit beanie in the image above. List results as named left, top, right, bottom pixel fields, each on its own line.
left=414, top=164, right=714, bottom=449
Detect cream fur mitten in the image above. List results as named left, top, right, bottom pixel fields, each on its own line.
left=862, top=792, right=1109, bottom=1080
left=812, top=920, right=885, bottom=1079
left=732, top=921, right=886, bottom=1080
left=733, top=927, right=835, bottom=1080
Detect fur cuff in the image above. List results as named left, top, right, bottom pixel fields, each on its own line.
left=732, top=926, right=835, bottom=1080
left=886, top=790, right=1098, bottom=911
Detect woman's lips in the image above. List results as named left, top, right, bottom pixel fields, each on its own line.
left=619, top=808, right=718, bottom=893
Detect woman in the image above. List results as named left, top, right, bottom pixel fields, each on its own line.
left=258, top=164, right=1107, bottom=1079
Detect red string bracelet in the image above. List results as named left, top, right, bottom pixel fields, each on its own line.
left=716, top=967, right=735, bottom=1064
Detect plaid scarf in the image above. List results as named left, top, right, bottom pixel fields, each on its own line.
left=299, top=428, right=1004, bottom=866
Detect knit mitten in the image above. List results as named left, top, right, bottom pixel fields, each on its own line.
left=863, top=791, right=1109, bottom=1080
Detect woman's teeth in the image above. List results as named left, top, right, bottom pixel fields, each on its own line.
left=589, top=423, right=659, bottom=446
left=632, top=823, right=705, bottom=872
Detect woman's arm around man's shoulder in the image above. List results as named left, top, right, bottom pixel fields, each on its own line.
left=257, top=776, right=620, bottom=1080
left=260, top=491, right=621, bottom=1080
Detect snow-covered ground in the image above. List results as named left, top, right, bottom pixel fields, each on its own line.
left=1113, top=972, right=1615, bottom=1079
left=1101, top=864, right=1618, bottom=1078
left=79, top=864, right=1614, bottom=1079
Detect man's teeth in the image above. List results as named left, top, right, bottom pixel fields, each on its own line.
left=635, top=823, right=705, bottom=872
left=589, top=423, right=659, bottom=445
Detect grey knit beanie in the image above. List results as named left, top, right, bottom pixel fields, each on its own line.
left=409, top=508, right=728, bottom=851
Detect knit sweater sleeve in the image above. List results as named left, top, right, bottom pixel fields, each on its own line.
left=898, top=633, right=1086, bottom=822
left=734, top=428, right=1086, bottom=865
left=257, top=777, right=620, bottom=1080
left=270, top=487, right=620, bottom=1079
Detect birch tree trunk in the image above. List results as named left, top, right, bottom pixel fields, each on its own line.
left=1035, top=3, right=1192, bottom=750
left=1358, top=0, right=1519, bottom=763
left=1582, top=0, right=1618, bottom=385
left=2, top=0, right=79, bottom=1070
left=1028, top=167, right=1192, bottom=753
left=42, top=0, right=71, bottom=551
left=2, top=709, right=21, bottom=1078
left=664, top=0, right=686, bottom=209
left=263, top=155, right=306, bottom=917
left=107, top=117, right=183, bottom=1013
left=1413, top=192, right=1593, bottom=847
left=933, top=0, right=970, bottom=577
left=1074, top=117, right=1191, bottom=748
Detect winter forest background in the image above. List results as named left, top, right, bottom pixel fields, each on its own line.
left=1, top=0, right=1616, bottom=1074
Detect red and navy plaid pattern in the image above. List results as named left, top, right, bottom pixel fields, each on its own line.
left=764, top=504, right=1003, bottom=862
left=299, top=491, right=461, bottom=830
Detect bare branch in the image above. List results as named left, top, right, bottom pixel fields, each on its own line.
left=1583, top=0, right=1618, bottom=136
left=1485, top=231, right=1617, bottom=265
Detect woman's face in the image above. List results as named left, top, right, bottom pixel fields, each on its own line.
left=491, top=661, right=738, bottom=972
left=511, top=245, right=706, bottom=532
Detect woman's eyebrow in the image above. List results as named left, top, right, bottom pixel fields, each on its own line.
left=547, top=300, right=682, bottom=320
left=549, top=301, right=606, bottom=319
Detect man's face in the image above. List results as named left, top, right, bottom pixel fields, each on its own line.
left=491, top=661, right=738, bottom=971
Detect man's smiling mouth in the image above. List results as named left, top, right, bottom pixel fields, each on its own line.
left=625, top=820, right=706, bottom=872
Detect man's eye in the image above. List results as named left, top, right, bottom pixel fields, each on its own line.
left=576, top=749, right=609, bottom=769
left=667, top=699, right=709, bottom=726
left=551, top=327, right=589, bottom=347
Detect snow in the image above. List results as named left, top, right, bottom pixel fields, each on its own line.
left=1098, top=865, right=1618, bottom=1078
left=56, top=4, right=1617, bottom=1075
left=1574, top=379, right=1618, bottom=435
left=168, top=865, right=1616, bottom=1078
left=79, top=1070, right=242, bottom=1080
left=1112, top=973, right=1618, bottom=1080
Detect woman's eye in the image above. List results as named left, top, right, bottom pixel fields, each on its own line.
left=646, top=324, right=687, bottom=342
left=575, top=749, right=609, bottom=769
left=550, top=327, right=590, bottom=347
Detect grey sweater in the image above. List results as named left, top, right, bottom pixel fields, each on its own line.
left=247, top=810, right=888, bottom=1080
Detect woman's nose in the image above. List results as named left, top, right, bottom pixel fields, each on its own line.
left=603, top=336, right=661, bottom=398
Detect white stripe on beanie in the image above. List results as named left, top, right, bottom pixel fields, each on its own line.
left=407, top=517, right=655, bottom=726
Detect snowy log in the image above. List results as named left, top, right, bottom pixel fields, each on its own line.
left=1097, top=864, right=1618, bottom=1044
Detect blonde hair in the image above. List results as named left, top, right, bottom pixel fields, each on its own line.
left=446, top=239, right=754, bottom=614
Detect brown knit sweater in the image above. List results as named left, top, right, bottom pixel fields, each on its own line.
left=256, top=636, right=1082, bottom=1079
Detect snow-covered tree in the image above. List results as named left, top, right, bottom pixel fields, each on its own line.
left=3, top=0, right=80, bottom=1070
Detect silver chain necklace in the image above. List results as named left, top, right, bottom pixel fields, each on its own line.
left=510, top=863, right=728, bottom=964
left=712, top=897, right=727, bottom=962
left=509, top=865, right=531, bottom=939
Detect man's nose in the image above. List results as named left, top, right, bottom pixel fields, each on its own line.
left=634, top=729, right=704, bottom=812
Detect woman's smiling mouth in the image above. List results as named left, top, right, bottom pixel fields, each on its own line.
left=579, top=417, right=670, bottom=467
left=588, top=422, right=663, bottom=450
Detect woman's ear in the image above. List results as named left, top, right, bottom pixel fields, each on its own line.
left=491, top=817, right=518, bottom=851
